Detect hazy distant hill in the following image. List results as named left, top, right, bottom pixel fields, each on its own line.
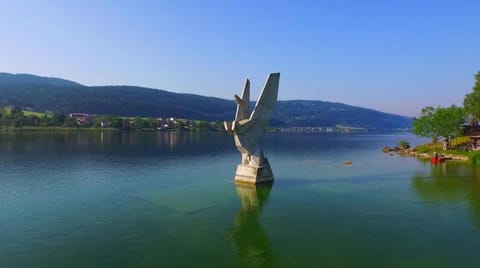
left=0, top=73, right=412, bottom=129
left=0, top=72, right=83, bottom=87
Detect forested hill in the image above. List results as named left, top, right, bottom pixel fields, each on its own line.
left=0, top=73, right=412, bottom=129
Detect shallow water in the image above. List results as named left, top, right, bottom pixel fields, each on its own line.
left=1, top=131, right=480, bottom=267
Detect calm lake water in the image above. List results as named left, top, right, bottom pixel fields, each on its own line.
left=1, top=131, right=480, bottom=267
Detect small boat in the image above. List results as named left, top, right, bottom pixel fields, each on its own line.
left=430, top=156, right=445, bottom=164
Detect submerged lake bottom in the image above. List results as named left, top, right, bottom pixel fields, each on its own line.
left=1, top=131, right=480, bottom=267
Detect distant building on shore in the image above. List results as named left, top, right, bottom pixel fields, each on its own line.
left=69, top=113, right=93, bottom=125
left=464, top=126, right=480, bottom=150
left=277, top=126, right=366, bottom=133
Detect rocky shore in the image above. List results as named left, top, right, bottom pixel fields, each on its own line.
left=382, top=146, right=469, bottom=161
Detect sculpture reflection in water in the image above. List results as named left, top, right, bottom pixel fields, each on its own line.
left=412, top=162, right=480, bottom=228
left=229, top=183, right=275, bottom=268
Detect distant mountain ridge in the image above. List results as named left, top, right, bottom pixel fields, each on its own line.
left=0, top=72, right=412, bottom=129
left=0, top=72, right=84, bottom=87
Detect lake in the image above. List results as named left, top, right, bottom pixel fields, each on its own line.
left=1, top=131, right=480, bottom=267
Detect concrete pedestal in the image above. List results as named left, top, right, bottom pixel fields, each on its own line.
left=234, top=157, right=274, bottom=184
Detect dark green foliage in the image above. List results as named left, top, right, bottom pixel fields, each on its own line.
left=468, top=151, right=480, bottom=165
left=0, top=106, right=226, bottom=132
left=413, top=105, right=465, bottom=150
left=397, top=140, right=410, bottom=149
left=0, top=73, right=412, bottom=129
left=463, top=71, right=480, bottom=125
left=0, top=106, right=27, bottom=128
left=435, top=105, right=465, bottom=138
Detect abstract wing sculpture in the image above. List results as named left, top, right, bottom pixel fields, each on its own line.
left=224, top=73, right=280, bottom=184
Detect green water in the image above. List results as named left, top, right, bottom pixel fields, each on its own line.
left=1, top=131, right=480, bottom=267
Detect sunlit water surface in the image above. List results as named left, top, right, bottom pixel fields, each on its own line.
left=1, top=131, right=480, bottom=267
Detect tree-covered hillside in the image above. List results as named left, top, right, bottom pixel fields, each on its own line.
left=273, top=100, right=411, bottom=129
left=0, top=73, right=412, bottom=129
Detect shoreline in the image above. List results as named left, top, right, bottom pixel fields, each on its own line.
left=0, top=126, right=223, bottom=132
left=383, top=146, right=470, bottom=162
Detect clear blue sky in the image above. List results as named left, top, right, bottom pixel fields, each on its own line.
left=1, top=0, right=479, bottom=116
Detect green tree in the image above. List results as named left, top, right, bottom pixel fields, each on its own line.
left=64, top=116, right=77, bottom=127
left=174, top=119, right=187, bottom=130
left=463, top=71, right=480, bottom=125
left=413, top=106, right=465, bottom=150
left=0, top=107, right=8, bottom=127
left=108, top=116, right=124, bottom=129
left=133, top=117, right=151, bottom=129
left=10, top=106, right=26, bottom=128
left=397, top=140, right=410, bottom=149
left=51, top=113, right=66, bottom=126
left=413, top=107, right=440, bottom=150
left=195, top=120, right=210, bottom=131
left=39, top=114, right=54, bottom=126
left=435, top=105, right=464, bottom=140
left=147, top=118, right=158, bottom=129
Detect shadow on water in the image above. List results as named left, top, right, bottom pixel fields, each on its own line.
left=229, top=183, right=275, bottom=268
left=412, top=161, right=480, bottom=228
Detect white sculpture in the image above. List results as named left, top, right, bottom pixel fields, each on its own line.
left=224, top=73, right=280, bottom=184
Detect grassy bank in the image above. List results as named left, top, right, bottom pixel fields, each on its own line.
left=415, top=136, right=471, bottom=153
left=407, top=136, right=480, bottom=165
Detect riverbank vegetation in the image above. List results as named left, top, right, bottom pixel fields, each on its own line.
left=0, top=107, right=224, bottom=132
left=408, top=71, right=480, bottom=164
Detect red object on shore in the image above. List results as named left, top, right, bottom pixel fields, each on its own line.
left=430, top=157, right=444, bottom=164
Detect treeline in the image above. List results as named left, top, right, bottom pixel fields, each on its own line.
left=413, top=71, right=480, bottom=148
left=0, top=106, right=224, bottom=131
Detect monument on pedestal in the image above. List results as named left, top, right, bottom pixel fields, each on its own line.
left=224, top=73, right=280, bottom=184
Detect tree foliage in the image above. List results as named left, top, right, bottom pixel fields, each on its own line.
left=435, top=105, right=464, bottom=138
left=0, top=106, right=27, bottom=128
left=413, top=105, right=464, bottom=150
left=397, top=140, right=410, bottom=149
left=0, top=106, right=224, bottom=132
left=413, top=107, right=440, bottom=146
left=463, top=71, right=480, bottom=125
